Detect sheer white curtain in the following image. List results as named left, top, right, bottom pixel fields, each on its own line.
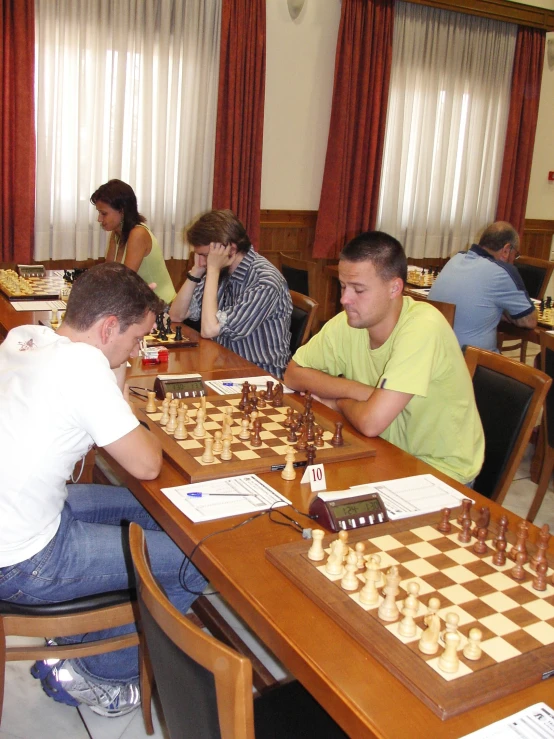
left=34, top=0, right=221, bottom=261
left=377, top=3, right=517, bottom=258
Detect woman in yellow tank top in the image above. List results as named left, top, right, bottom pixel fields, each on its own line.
left=90, top=179, right=176, bottom=305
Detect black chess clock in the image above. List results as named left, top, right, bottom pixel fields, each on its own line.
left=309, top=492, right=389, bottom=532
left=153, top=374, right=206, bottom=400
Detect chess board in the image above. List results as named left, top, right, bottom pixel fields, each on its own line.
left=267, top=512, right=554, bottom=719
left=134, top=394, right=376, bottom=483
left=143, top=331, right=198, bottom=349
left=406, top=268, right=439, bottom=289
left=537, top=310, right=554, bottom=328
left=0, top=270, right=65, bottom=301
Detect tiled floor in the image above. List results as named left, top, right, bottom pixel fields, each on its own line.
left=3, top=345, right=554, bottom=738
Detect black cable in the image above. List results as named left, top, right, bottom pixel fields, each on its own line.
left=128, top=385, right=149, bottom=400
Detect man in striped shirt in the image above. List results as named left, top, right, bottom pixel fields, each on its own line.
left=170, top=210, right=292, bottom=377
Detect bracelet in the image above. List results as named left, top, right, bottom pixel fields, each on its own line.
left=186, top=272, right=202, bottom=284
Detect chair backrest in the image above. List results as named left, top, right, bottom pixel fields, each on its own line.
left=464, top=346, right=551, bottom=504
left=129, top=523, right=255, bottom=739
left=540, top=331, right=554, bottom=450
left=289, top=290, right=318, bottom=355
left=514, top=256, right=554, bottom=300
left=406, top=291, right=456, bottom=328
left=278, top=252, right=318, bottom=298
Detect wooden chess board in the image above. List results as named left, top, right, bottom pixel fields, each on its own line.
left=406, top=269, right=439, bottom=289
left=143, top=331, right=198, bottom=349
left=266, top=513, right=554, bottom=720
left=0, top=270, right=65, bottom=301
left=134, top=394, right=376, bottom=483
left=537, top=310, right=554, bottom=328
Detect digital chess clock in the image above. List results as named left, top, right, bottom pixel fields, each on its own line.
left=309, top=492, right=388, bottom=532
left=153, top=373, right=206, bottom=400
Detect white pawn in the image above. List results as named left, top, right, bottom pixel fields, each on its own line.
left=166, top=406, right=178, bottom=433
left=239, top=419, right=251, bottom=440
left=355, top=542, right=366, bottom=569
left=325, top=541, right=344, bottom=576
left=441, top=612, right=460, bottom=646
left=307, top=529, right=325, bottom=561
left=178, top=402, right=190, bottom=423
left=145, top=391, right=157, bottom=414
left=378, top=566, right=401, bottom=622
left=463, top=628, right=483, bottom=661
left=174, top=408, right=187, bottom=440
left=213, top=430, right=223, bottom=453
left=281, top=447, right=296, bottom=481
left=340, top=551, right=359, bottom=591
left=159, top=400, right=170, bottom=426
left=398, top=603, right=417, bottom=638
left=220, top=437, right=232, bottom=461
left=359, top=557, right=380, bottom=606
left=192, top=408, right=206, bottom=439
left=50, top=308, right=59, bottom=328
left=438, top=631, right=460, bottom=674
left=403, top=581, right=420, bottom=616
left=418, top=597, right=441, bottom=655
left=201, top=437, right=215, bottom=464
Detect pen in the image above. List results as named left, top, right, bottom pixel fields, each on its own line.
left=186, top=492, right=252, bottom=497
left=270, top=460, right=307, bottom=472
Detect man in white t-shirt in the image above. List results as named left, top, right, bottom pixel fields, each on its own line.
left=0, top=263, right=206, bottom=717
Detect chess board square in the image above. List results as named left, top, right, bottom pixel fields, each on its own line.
left=233, top=449, right=261, bottom=460
left=259, top=430, right=278, bottom=440
left=197, top=456, right=222, bottom=466
left=480, top=592, right=520, bottom=613
left=463, top=560, right=497, bottom=578
left=315, top=564, right=342, bottom=583
left=480, top=571, right=518, bottom=592
left=263, top=422, right=284, bottom=431
left=348, top=590, right=381, bottom=612
left=443, top=547, right=479, bottom=565
left=522, top=580, right=554, bottom=599
left=430, top=537, right=463, bottom=553
left=425, top=572, right=457, bottom=591
left=409, top=525, right=444, bottom=542
left=462, top=579, right=498, bottom=598
left=503, top=586, right=539, bottom=606
left=426, top=656, right=473, bottom=681
left=461, top=619, right=497, bottom=643
left=372, top=552, right=400, bottom=569
left=460, top=598, right=497, bottom=621
left=523, top=621, right=554, bottom=645
left=402, top=558, right=439, bottom=577
left=437, top=584, right=476, bottom=605
left=204, top=421, right=221, bottom=431
left=436, top=604, right=475, bottom=626
left=177, top=439, right=202, bottom=450
left=388, top=548, right=423, bottom=564
left=405, top=541, right=442, bottom=558
left=479, top=613, right=519, bottom=637
left=501, top=629, right=542, bottom=654
left=399, top=576, right=435, bottom=597
left=480, top=636, right=521, bottom=662
left=385, top=621, right=422, bottom=644
left=441, top=565, right=478, bottom=585
left=502, top=605, right=541, bottom=629
left=426, top=553, right=462, bottom=570
left=522, top=599, right=554, bottom=620
left=482, top=555, right=513, bottom=573
left=367, top=535, right=403, bottom=552
left=272, top=444, right=294, bottom=456
left=391, top=530, right=426, bottom=546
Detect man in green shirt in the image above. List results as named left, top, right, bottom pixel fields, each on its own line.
left=284, top=231, right=484, bottom=484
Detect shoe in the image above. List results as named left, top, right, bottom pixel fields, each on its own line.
left=30, top=640, right=61, bottom=680
left=40, top=660, right=141, bottom=717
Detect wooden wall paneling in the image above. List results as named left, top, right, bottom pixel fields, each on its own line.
left=408, top=0, right=554, bottom=30
left=522, top=219, right=554, bottom=262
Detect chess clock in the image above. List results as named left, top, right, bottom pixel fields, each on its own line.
left=309, top=492, right=388, bottom=532
left=154, top=373, right=206, bottom=400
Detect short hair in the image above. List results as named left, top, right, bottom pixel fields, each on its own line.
left=64, top=263, right=163, bottom=332
left=340, top=231, right=407, bottom=283
left=90, top=179, right=146, bottom=245
left=186, top=209, right=251, bottom=253
left=478, top=222, right=519, bottom=252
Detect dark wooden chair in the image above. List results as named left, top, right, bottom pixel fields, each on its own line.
left=526, top=331, right=554, bottom=521
left=289, top=290, right=319, bottom=355
left=129, top=523, right=347, bottom=739
left=0, top=590, right=139, bottom=726
left=464, top=346, right=551, bottom=507
left=406, top=292, right=456, bottom=328
left=278, top=252, right=320, bottom=330
left=498, top=255, right=554, bottom=362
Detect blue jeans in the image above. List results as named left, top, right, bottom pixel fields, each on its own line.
left=0, top=484, right=207, bottom=684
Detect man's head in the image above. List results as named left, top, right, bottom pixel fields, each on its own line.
left=63, top=263, right=164, bottom=367
left=338, top=231, right=406, bottom=332
left=478, top=222, right=519, bottom=263
left=186, top=209, right=251, bottom=255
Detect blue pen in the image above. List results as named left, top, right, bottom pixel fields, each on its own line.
left=186, top=492, right=251, bottom=497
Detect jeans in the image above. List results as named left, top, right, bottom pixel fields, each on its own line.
left=0, top=484, right=207, bottom=684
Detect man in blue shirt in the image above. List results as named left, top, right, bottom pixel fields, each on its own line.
left=428, top=221, right=537, bottom=351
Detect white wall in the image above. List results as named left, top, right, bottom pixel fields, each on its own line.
left=261, top=0, right=341, bottom=209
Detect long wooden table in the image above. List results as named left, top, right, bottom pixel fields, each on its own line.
left=2, top=290, right=553, bottom=737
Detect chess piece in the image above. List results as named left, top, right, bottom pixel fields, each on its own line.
left=437, top=508, right=452, bottom=534
left=359, top=557, right=380, bottom=606
left=220, top=438, right=232, bottom=461
left=532, top=561, right=548, bottom=592
left=50, top=308, right=59, bottom=328
left=272, top=383, right=284, bottom=406
left=509, top=521, right=529, bottom=564
left=159, top=400, right=170, bottom=426
left=239, top=382, right=250, bottom=410
left=174, top=325, right=183, bottom=341
left=340, top=552, right=359, bottom=591
left=307, top=529, right=325, bottom=561
left=330, top=422, right=344, bottom=447
left=438, top=631, right=461, bottom=674
left=418, top=597, right=441, bottom=655
left=377, top=566, right=401, bottom=622
left=457, top=498, right=473, bottom=526
left=337, top=530, right=350, bottom=559
left=441, top=612, right=460, bottom=647
left=325, top=541, right=344, bottom=576
left=492, top=539, right=507, bottom=567
left=145, top=391, right=157, bottom=413
left=530, top=523, right=550, bottom=572
left=201, top=438, right=215, bottom=464
left=398, top=603, right=417, bottom=638
left=472, top=527, right=488, bottom=555
left=306, top=445, right=316, bottom=468
left=250, top=419, right=262, bottom=447
left=494, top=515, right=508, bottom=552
left=286, top=425, right=297, bottom=443
left=472, top=506, right=490, bottom=538
left=213, top=430, right=223, bottom=453
left=463, top=628, right=483, bottom=661
left=283, top=407, right=294, bottom=428
left=174, top=408, right=187, bottom=440
left=239, top=419, right=251, bottom=440
left=296, top=428, right=308, bottom=451
left=458, top=517, right=472, bottom=544
left=355, top=542, right=366, bottom=569
left=510, top=551, right=527, bottom=582
left=281, top=447, right=296, bottom=481
left=403, top=581, right=420, bottom=616
left=166, top=405, right=178, bottom=433
left=314, top=426, right=324, bottom=448
left=192, top=408, right=206, bottom=439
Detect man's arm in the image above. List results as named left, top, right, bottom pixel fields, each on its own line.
left=511, top=309, right=538, bottom=329
left=337, top=388, right=414, bottom=437
left=200, top=244, right=235, bottom=338
left=284, top=360, right=371, bottom=401
left=169, top=255, right=206, bottom=322
left=102, top=425, right=162, bottom=480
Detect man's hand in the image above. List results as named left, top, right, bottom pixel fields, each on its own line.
left=206, top=243, right=235, bottom=273
left=312, top=394, right=340, bottom=412
left=190, top=250, right=208, bottom=278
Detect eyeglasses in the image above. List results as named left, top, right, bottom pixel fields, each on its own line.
left=509, top=245, right=521, bottom=260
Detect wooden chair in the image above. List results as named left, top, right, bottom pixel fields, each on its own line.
left=0, top=590, right=138, bottom=725
left=278, top=252, right=320, bottom=330
left=129, top=523, right=347, bottom=739
left=498, top=255, right=554, bottom=362
left=464, top=346, right=551, bottom=506
left=526, top=331, right=554, bottom=521
left=289, top=290, right=319, bottom=355
left=406, top=291, right=456, bottom=328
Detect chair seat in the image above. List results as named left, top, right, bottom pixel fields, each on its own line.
left=0, top=589, right=133, bottom=617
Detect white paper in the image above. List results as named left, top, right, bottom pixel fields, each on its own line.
left=160, top=474, right=291, bottom=523
left=10, top=300, right=66, bottom=311
left=301, top=463, right=327, bottom=492
left=204, top=376, right=294, bottom=395
left=459, top=703, right=554, bottom=739
left=349, top=474, right=468, bottom=520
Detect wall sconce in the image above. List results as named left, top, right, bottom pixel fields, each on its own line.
left=547, top=37, right=554, bottom=70
left=287, top=0, right=305, bottom=21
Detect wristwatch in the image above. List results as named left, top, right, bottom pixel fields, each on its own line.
left=186, top=272, right=202, bottom=283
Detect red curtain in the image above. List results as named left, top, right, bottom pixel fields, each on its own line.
left=0, top=0, right=35, bottom=263
left=496, top=26, right=545, bottom=239
left=312, top=0, right=394, bottom=259
left=212, top=0, right=265, bottom=249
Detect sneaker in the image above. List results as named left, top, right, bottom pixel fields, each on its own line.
left=30, top=640, right=61, bottom=681
left=40, top=660, right=141, bottom=717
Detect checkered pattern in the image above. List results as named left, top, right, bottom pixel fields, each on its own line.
left=537, top=309, right=554, bottom=328
left=0, top=273, right=65, bottom=300
left=315, top=520, right=554, bottom=682
left=147, top=397, right=335, bottom=466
